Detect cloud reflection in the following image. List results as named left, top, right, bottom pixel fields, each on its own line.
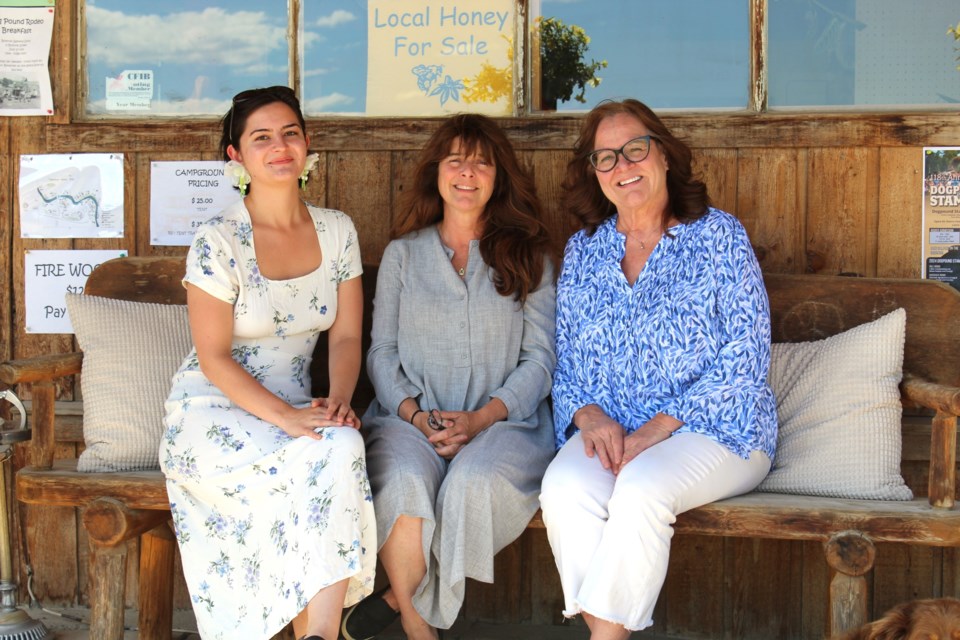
left=87, top=6, right=287, bottom=67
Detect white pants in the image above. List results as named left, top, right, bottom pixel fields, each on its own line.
left=539, top=432, right=770, bottom=631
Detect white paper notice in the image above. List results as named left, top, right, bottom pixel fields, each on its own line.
left=19, top=153, right=124, bottom=238
left=150, top=160, right=242, bottom=246
left=24, top=249, right=128, bottom=334
left=105, top=69, right=153, bottom=111
left=0, top=1, right=55, bottom=116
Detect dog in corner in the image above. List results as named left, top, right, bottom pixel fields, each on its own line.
left=834, top=597, right=960, bottom=640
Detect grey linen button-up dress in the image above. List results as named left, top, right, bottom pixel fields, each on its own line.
left=362, top=225, right=556, bottom=628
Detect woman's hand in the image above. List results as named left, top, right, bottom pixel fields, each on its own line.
left=421, top=398, right=507, bottom=457
left=433, top=441, right=464, bottom=460
left=574, top=404, right=626, bottom=471
left=425, top=410, right=485, bottom=449
left=406, top=410, right=463, bottom=459
left=276, top=396, right=360, bottom=439
left=618, top=413, right=682, bottom=473
left=311, top=396, right=360, bottom=429
left=273, top=400, right=355, bottom=439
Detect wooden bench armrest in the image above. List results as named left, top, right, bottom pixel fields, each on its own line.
left=902, top=374, right=960, bottom=416
left=901, top=374, right=960, bottom=509
left=0, top=352, right=83, bottom=470
left=0, top=352, right=83, bottom=384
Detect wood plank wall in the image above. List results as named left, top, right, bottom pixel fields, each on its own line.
left=5, top=118, right=959, bottom=640
left=2, top=8, right=960, bottom=640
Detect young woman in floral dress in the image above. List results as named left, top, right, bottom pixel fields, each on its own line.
left=160, top=86, right=375, bottom=640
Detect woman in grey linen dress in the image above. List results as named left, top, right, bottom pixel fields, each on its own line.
left=341, top=114, right=556, bottom=640
left=159, top=86, right=375, bottom=640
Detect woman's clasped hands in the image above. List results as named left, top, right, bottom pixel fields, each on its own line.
left=575, top=405, right=679, bottom=474
left=414, top=408, right=494, bottom=459
left=277, top=396, right=360, bottom=439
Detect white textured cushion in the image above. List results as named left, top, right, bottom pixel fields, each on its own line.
left=757, top=308, right=912, bottom=500
left=66, top=294, right=191, bottom=472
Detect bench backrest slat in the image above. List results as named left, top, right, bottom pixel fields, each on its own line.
left=85, top=256, right=187, bottom=304
left=766, top=274, right=960, bottom=389
left=84, top=258, right=960, bottom=396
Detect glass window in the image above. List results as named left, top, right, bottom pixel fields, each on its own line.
left=82, top=1, right=960, bottom=118
left=84, top=0, right=289, bottom=117
left=768, top=0, right=960, bottom=108
left=531, top=0, right=750, bottom=112
left=301, top=1, right=368, bottom=115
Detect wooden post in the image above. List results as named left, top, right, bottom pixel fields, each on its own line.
left=82, top=499, right=173, bottom=639
left=29, top=381, right=56, bottom=470
left=928, top=410, right=957, bottom=509
left=825, top=531, right=876, bottom=636
left=138, top=523, right=175, bottom=640
left=88, top=543, right=127, bottom=640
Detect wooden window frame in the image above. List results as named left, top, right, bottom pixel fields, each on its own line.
left=53, top=0, right=959, bottom=149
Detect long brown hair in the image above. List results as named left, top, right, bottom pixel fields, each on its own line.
left=393, top=114, right=552, bottom=303
left=562, top=98, right=710, bottom=235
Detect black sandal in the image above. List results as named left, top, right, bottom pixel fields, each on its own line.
left=340, top=586, right=400, bottom=640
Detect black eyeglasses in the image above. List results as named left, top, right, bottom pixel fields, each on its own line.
left=588, top=135, right=660, bottom=172
left=228, top=86, right=297, bottom=138
left=427, top=409, right=447, bottom=431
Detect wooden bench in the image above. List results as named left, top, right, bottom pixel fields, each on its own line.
left=2, top=256, right=960, bottom=639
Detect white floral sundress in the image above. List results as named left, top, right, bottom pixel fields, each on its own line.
left=159, top=200, right=375, bottom=640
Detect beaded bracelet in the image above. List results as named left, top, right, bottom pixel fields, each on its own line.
left=410, top=409, right=424, bottom=425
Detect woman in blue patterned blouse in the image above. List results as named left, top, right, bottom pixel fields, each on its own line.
left=538, top=98, right=778, bottom=639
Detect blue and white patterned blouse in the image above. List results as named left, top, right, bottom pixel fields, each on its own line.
left=552, top=208, right=777, bottom=460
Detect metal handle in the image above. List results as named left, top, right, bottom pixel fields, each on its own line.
left=0, top=390, right=30, bottom=443
left=0, top=391, right=25, bottom=432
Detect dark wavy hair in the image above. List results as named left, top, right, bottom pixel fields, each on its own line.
left=393, top=114, right=553, bottom=303
left=562, top=98, right=710, bottom=235
left=218, top=86, right=306, bottom=191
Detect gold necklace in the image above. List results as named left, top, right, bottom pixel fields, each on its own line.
left=623, top=228, right=662, bottom=250
left=438, top=225, right=470, bottom=278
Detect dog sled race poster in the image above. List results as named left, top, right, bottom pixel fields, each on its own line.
left=923, top=147, right=960, bottom=293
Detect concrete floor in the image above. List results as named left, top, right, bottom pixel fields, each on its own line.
left=14, top=605, right=665, bottom=639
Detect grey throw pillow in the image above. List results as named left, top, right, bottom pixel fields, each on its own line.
left=758, top=308, right=912, bottom=501
left=66, top=294, right=191, bottom=472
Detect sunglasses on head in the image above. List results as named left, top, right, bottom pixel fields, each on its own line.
left=228, top=86, right=297, bottom=140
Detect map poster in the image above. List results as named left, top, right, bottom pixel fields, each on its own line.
left=922, top=147, right=960, bottom=293
left=150, top=160, right=241, bottom=246
left=366, top=0, right=515, bottom=116
left=0, top=0, right=55, bottom=116
left=24, top=249, right=127, bottom=334
left=19, top=153, right=124, bottom=238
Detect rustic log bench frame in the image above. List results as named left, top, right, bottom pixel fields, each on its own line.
left=2, top=256, right=959, bottom=639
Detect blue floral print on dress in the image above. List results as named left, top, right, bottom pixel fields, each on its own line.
left=161, top=202, right=373, bottom=639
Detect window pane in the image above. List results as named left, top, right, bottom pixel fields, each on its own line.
left=84, top=0, right=289, bottom=117
left=301, top=1, right=368, bottom=115
left=533, top=0, right=749, bottom=112
left=769, top=0, right=960, bottom=108
left=301, top=1, right=518, bottom=116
